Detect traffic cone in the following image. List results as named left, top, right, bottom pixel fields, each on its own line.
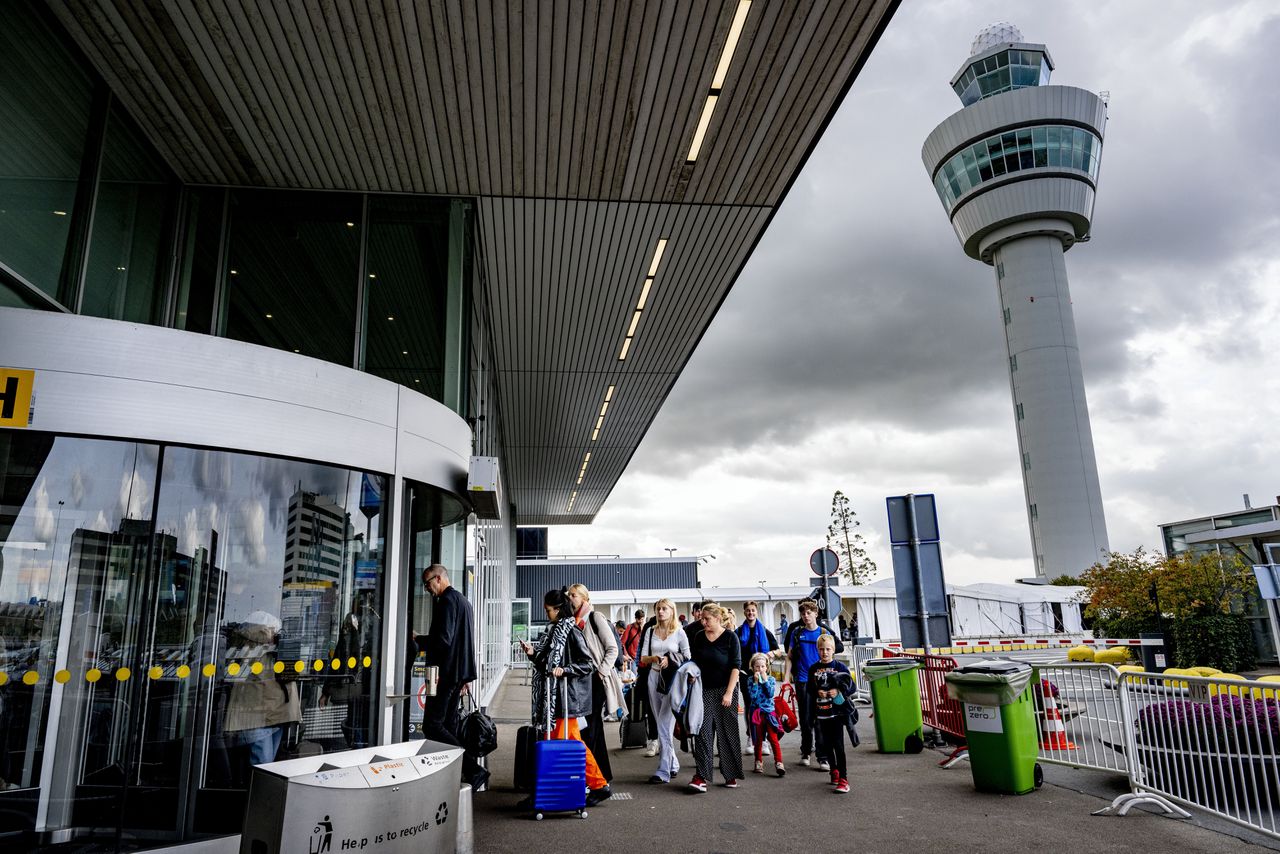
left=1039, top=679, right=1076, bottom=750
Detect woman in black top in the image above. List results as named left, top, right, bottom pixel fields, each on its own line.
left=686, top=603, right=743, bottom=791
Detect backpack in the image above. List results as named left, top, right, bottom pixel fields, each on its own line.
left=590, top=611, right=624, bottom=670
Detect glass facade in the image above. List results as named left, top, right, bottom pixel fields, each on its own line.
left=953, top=48, right=1051, bottom=106
left=80, top=103, right=176, bottom=323
left=223, top=191, right=363, bottom=366
left=0, top=7, right=521, bottom=847
left=932, top=125, right=1102, bottom=212
left=0, top=3, right=96, bottom=309
left=0, top=432, right=387, bottom=839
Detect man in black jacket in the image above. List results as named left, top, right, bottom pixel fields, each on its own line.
left=416, top=564, right=477, bottom=749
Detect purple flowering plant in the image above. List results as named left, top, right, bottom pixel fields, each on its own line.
left=1136, top=696, right=1280, bottom=752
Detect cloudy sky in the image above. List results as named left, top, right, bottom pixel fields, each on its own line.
left=549, top=0, right=1280, bottom=589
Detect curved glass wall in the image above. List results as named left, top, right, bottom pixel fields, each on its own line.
left=0, top=432, right=387, bottom=840
left=932, top=125, right=1101, bottom=212
left=953, top=48, right=1051, bottom=106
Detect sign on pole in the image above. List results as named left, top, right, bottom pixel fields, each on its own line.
left=809, top=548, right=839, bottom=577
left=885, top=493, right=951, bottom=651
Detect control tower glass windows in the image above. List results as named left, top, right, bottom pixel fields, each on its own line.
left=932, top=125, right=1102, bottom=212
left=952, top=49, right=1050, bottom=106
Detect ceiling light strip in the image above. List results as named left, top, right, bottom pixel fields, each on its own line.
left=686, top=0, right=751, bottom=162
left=619, top=239, right=670, bottom=362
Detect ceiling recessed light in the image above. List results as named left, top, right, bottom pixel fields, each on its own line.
left=414, top=379, right=421, bottom=384
left=52, top=210, right=67, bottom=216
left=712, top=1, right=752, bottom=89
left=591, top=428, right=599, bottom=441
left=637, top=278, right=653, bottom=310
left=293, top=349, right=300, bottom=353
left=647, top=240, right=669, bottom=277
left=687, top=95, right=719, bottom=162
left=346, top=222, right=355, bottom=227
left=605, top=385, right=615, bottom=401
left=368, top=273, right=376, bottom=279
left=265, top=313, right=273, bottom=319
left=115, top=266, right=126, bottom=271
left=230, top=269, right=238, bottom=275
left=387, top=315, right=395, bottom=321
left=627, top=310, right=642, bottom=337
left=402, top=350, right=408, bottom=355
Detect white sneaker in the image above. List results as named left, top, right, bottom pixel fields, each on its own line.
left=743, top=745, right=755, bottom=755
left=762, top=744, right=771, bottom=756
left=819, top=760, right=831, bottom=772
left=801, top=755, right=811, bottom=767
left=644, top=740, right=659, bottom=757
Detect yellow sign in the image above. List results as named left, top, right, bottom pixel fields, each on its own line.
left=0, top=368, right=34, bottom=428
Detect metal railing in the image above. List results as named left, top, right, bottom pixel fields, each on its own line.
left=902, top=652, right=965, bottom=741
left=1031, top=663, right=1129, bottom=775
left=852, top=644, right=891, bottom=703
left=1098, top=670, right=1280, bottom=837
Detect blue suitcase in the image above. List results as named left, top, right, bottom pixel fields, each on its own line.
left=533, top=678, right=588, bottom=820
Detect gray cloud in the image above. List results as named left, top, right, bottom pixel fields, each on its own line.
left=552, top=1, right=1280, bottom=585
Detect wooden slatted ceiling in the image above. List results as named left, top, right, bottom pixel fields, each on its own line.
left=47, top=0, right=898, bottom=522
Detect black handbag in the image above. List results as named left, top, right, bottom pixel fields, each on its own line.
left=654, top=663, right=679, bottom=695
left=458, top=691, right=498, bottom=757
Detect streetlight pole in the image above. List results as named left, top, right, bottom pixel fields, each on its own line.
left=664, top=548, right=677, bottom=558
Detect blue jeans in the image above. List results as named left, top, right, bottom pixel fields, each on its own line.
left=234, top=725, right=284, bottom=765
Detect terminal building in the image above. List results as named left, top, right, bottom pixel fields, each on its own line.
left=0, top=0, right=900, bottom=847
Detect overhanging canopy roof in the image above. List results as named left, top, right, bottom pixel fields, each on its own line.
left=51, top=0, right=898, bottom=523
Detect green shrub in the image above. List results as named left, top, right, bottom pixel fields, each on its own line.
left=1172, top=614, right=1256, bottom=672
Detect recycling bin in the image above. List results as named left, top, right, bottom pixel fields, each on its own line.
left=944, top=660, right=1040, bottom=795
left=240, top=740, right=464, bottom=854
left=861, top=657, right=924, bottom=753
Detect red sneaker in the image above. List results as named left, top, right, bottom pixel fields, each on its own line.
left=830, top=769, right=840, bottom=785
left=687, top=776, right=708, bottom=793
left=835, top=778, right=850, bottom=794
left=722, top=779, right=740, bottom=789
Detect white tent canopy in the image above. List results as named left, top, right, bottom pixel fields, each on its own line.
left=577, top=580, right=1086, bottom=640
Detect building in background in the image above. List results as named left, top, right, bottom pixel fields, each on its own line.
left=0, top=1, right=900, bottom=846
left=1159, top=498, right=1280, bottom=664
left=922, top=23, right=1110, bottom=579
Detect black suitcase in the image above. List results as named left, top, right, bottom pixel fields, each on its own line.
left=514, top=724, right=539, bottom=792
left=619, top=681, right=647, bottom=749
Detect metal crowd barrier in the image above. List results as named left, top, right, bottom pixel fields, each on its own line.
left=1031, top=663, right=1130, bottom=775
left=902, top=652, right=965, bottom=741
left=1097, top=670, right=1280, bottom=837
left=852, top=644, right=891, bottom=703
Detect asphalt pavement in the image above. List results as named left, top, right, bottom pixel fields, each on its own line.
left=471, top=672, right=1277, bottom=853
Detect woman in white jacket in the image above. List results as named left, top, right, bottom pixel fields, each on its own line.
left=639, top=598, right=690, bottom=784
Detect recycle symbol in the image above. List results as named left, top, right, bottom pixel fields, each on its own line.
left=434, top=802, right=449, bottom=825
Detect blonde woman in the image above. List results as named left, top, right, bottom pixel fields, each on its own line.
left=639, top=598, right=689, bottom=783
left=687, top=603, right=744, bottom=791
left=567, top=582, right=620, bottom=783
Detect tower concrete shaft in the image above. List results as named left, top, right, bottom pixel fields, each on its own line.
left=922, top=24, right=1109, bottom=578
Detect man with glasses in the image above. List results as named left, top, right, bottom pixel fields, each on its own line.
left=415, top=564, right=477, bottom=752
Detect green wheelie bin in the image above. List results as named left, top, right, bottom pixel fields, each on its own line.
left=861, top=658, right=924, bottom=754
left=944, top=660, right=1041, bottom=795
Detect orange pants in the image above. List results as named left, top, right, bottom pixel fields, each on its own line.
left=554, top=717, right=607, bottom=790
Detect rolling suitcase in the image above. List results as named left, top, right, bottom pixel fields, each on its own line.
left=619, top=677, right=648, bottom=749
left=532, top=677, right=588, bottom=820
left=514, top=724, right=539, bottom=792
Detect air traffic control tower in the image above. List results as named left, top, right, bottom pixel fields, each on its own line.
left=922, top=23, right=1109, bottom=579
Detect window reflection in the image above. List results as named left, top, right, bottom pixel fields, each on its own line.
left=152, top=448, right=386, bottom=798
left=0, top=433, right=157, bottom=800
left=0, top=435, right=387, bottom=838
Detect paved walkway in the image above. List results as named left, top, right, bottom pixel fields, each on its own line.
left=472, top=670, right=1276, bottom=853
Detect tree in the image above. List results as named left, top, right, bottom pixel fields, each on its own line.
left=1048, top=574, right=1080, bottom=586
left=1078, top=546, right=1258, bottom=670
left=826, top=490, right=878, bottom=584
